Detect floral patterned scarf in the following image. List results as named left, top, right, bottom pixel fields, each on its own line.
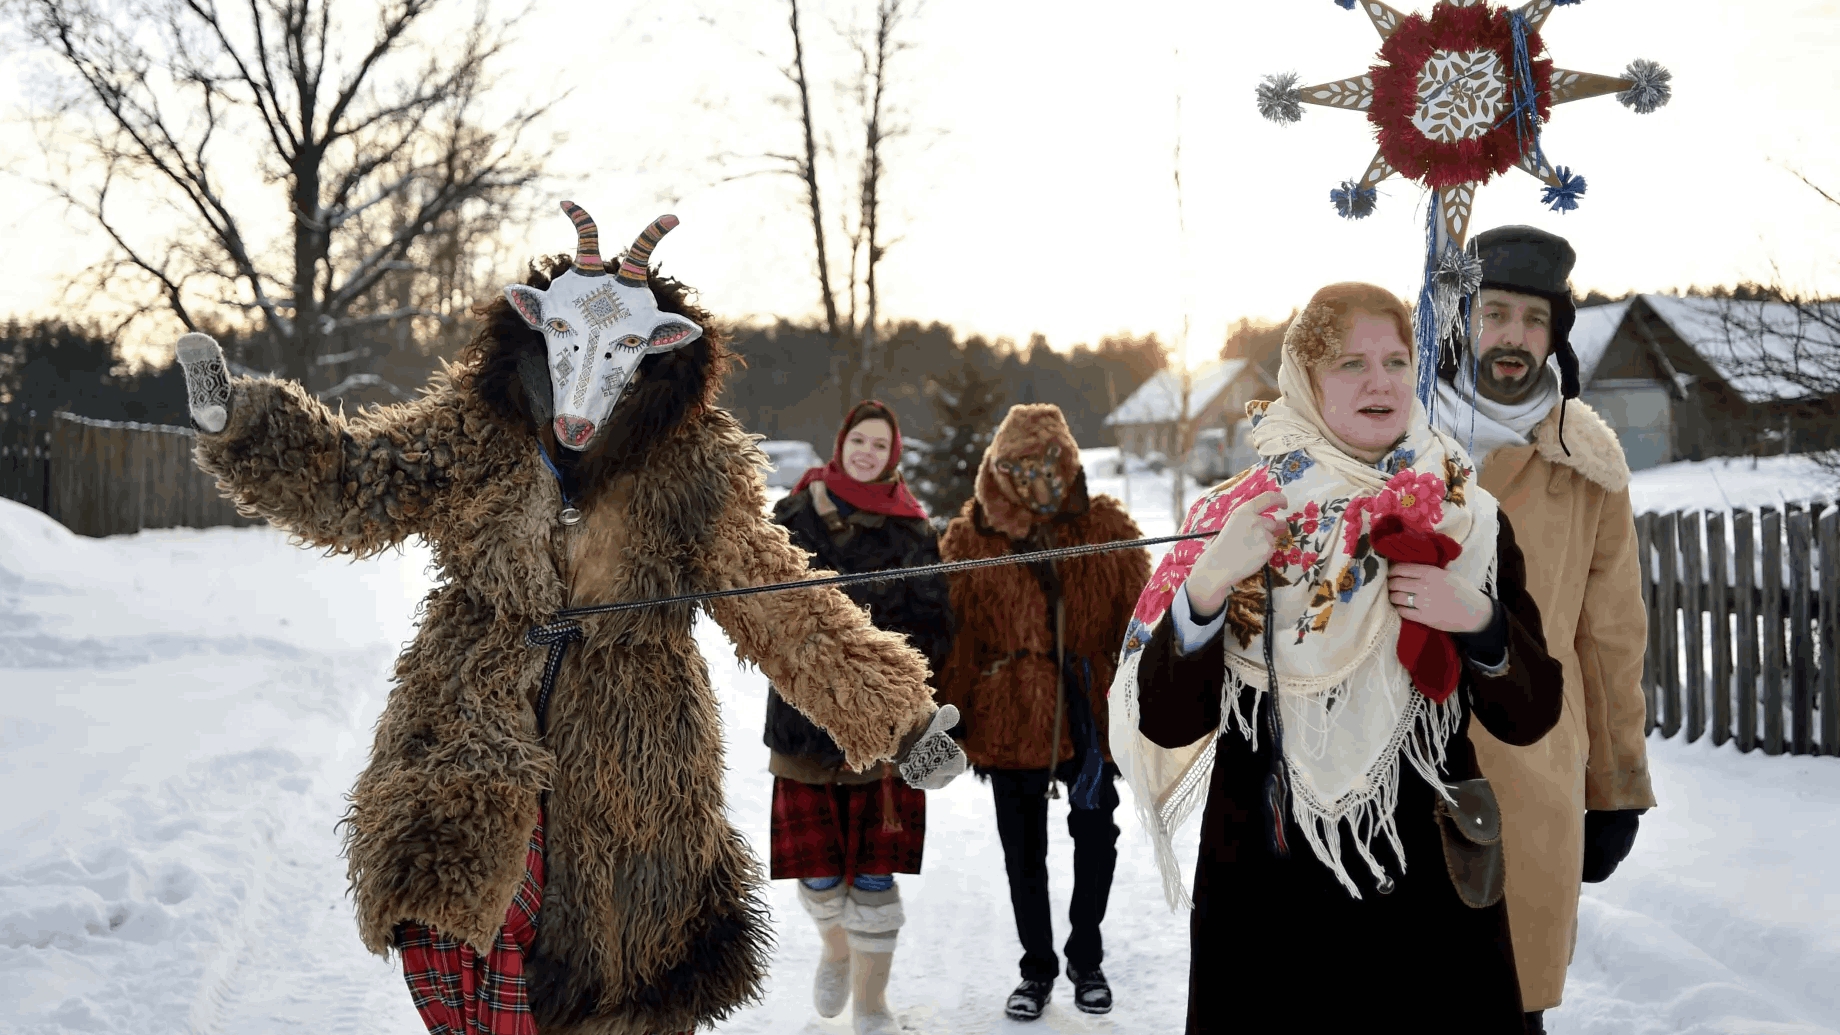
left=1110, top=364, right=1498, bottom=906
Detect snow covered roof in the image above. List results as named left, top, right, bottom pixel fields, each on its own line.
left=1641, top=294, right=1839, bottom=404
left=1569, top=299, right=1633, bottom=386
left=1104, top=359, right=1250, bottom=426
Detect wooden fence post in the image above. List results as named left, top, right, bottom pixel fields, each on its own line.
left=1761, top=509, right=1785, bottom=756
left=1657, top=511, right=1682, bottom=738
left=1820, top=506, right=1839, bottom=756
left=1735, top=510, right=1758, bottom=753
left=1790, top=509, right=1815, bottom=755
left=1706, top=511, right=1732, bottom=747
left=1636, top=512, right=1657, bottom=735
left=1681, top=510, right=1705, bottom=743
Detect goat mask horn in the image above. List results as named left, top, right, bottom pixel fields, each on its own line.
left=614, top=214, right=680, bottom=287
left=560, top=200, right=605, bottom=275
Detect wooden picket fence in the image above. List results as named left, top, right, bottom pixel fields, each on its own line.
left=1637, top=503, right=1838, bottom=756
left=0, top=419, right=52, bottom=513
left=37, top=412, right=258, bottom=537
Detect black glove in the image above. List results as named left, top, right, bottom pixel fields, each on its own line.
left=1581, top=808, right=1645, bottom=883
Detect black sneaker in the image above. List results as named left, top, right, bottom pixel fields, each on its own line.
left=1004, top=978, right=1053, bottom=1021
left=1066, top=964, right=1112, bottom=1014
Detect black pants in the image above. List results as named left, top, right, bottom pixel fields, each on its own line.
left=988, top=763, right=1120, bottom=981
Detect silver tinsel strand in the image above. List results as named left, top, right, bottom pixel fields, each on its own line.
left=1434, top=246, right=1485, bottom=299
left=1429, top=247, right=1484, bottom=362
left=1617, top=59, right=1673, bottom=115
left=1257, top=72, right=1304, bottom=125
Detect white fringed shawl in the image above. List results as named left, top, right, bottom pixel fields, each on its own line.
left=1110, top=382, right=1496, bottom=908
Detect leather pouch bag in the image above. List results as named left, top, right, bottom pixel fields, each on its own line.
left=1433, top=777, right=1505, bottom=909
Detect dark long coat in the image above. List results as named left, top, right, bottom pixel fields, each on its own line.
left=1136, top=515, right=1563, bottom=1034
left=762, top=487, right=954, bottom=776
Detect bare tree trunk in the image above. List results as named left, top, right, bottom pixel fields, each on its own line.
left=787, top=0, right=840, bottom=342
left=845, top=0, right=905, bottom=413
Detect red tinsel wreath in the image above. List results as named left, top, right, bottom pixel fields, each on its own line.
left=1366, top=2, right=1552, bottom=190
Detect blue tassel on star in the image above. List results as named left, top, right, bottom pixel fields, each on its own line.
left=1330, top=180, right=1379, bottom=219
left=1541, top=166, right=1587, bottom=212
left=1335, top=0, right=1356, bottom=8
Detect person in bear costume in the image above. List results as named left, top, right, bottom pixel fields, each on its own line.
left=934, top=403, right=1149, bottom=1022
left=172, top=203, right=965, bottom=1035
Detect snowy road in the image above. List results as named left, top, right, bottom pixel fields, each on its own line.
left=3, top=480, right=1837, bottom=1034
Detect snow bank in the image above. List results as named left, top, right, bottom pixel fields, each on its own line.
left=0, top=500, right=431, bottom=1035
left=1629, top=454, right=1840, bottom=516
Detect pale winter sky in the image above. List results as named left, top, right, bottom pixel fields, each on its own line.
left=2, top=0, right=1837, bottom=365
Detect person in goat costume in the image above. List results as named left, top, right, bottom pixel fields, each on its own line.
left=173, top=203, right=965, bottom=1035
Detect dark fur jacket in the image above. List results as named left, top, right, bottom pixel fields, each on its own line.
left=189, top=265, right=937, bottom=1035
left=762, top=487, right=954, bottom=783
left=936, top=404, right=1150, bottom=771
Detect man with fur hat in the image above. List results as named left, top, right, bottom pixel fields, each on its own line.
left=935, top=404, right=1150, bottom=1023
left=1433, top=225, right=1657, bottom=1035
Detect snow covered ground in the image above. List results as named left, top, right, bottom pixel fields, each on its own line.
left=3, top=475, right=1837, bottom=1034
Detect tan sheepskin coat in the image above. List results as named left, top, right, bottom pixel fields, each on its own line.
left=1470, top=398, right=1657, bottom=1011
left=936, top=404, right=1150, bottom=770
left=192, top=371, right=935, bottom=1034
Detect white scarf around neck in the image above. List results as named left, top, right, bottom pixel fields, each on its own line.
left=1433, top=358, right=1560, bottom=472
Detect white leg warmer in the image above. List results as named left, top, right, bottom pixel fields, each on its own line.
left=798, top=880, right=849, bottom=928
left=799, top=882, right=854, bottom=1018
left=841, top=884, right=905, bottom=954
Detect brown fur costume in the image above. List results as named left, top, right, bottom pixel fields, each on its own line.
left=935, top=404, right=1150, bottom=770
left=191, top=258, right=937, bottom=1035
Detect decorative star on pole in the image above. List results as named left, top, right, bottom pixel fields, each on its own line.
left=1254, top=0, right=1672, bottom=399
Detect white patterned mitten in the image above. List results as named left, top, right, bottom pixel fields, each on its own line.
left=897, top=705, right=967, bottom=791
left=175, top=332, right=232, bottom=433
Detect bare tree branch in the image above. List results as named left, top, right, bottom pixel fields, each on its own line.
left=13, top=0, right=553, bottom=387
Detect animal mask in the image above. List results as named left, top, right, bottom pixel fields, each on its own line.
left=974, top=403, right=1089, bottom=539
left=503, top=202, right=704, bottom=450
left=995, top=446, right=1067, bottom=516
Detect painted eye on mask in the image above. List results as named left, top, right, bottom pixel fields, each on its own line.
left=545, top=318, right=572, bottom=336
left=617, top=335, right=646, bottom=351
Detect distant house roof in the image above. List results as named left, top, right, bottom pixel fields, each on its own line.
left=1104, top=359, right=1250, bottom=426
left=1569, top=298, right=1633, bottom=385
left=1570, top=294, right=1840, bottom=404
left=1640, top=294, right=1838, bottom=404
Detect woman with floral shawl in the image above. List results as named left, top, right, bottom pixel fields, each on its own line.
left=1110, top=283, right=1563, bottom=1033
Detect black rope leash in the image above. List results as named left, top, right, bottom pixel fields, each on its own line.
left=526, top=620, right=584, bottom=735
left=548, top=529, right=1219, bottom=621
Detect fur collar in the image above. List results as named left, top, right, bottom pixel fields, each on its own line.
left=1529, top=398, right=1630, bottom=492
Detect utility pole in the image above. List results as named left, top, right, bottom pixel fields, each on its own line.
left=1170, top=46, right=1193, bottom=530
left=1107, top=369, right=1131, bottom=515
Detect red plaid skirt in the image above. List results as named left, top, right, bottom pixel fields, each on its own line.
left=397, top=824, right=545, bottom=1035
left=770, top=774, right=926, bottom=883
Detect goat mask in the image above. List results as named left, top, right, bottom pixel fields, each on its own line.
left=503, top=202, right=704, bottom=450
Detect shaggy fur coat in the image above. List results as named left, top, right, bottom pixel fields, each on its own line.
left=935, top=404, right=1150, bottom=771
left=191, top=261, right=937, bottom=1035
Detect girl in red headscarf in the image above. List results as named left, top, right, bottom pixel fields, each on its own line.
left=764, top=401, right=952, bottom=1035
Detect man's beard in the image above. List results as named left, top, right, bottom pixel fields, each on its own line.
left=1475, top=346, right=1545, bottom=403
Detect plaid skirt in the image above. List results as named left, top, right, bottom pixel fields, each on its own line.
left=396, top=824, right=545, bottom=1035
left=770, top=773, right=927, bottom=883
